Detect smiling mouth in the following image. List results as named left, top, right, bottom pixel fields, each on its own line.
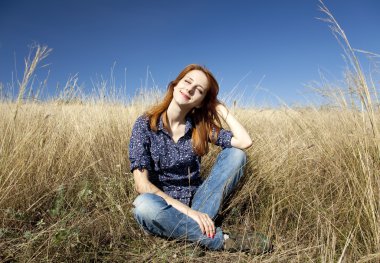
left=180, top=91, right=191, bottom=100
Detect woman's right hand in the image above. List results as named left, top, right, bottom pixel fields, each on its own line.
left=188, top=209, right=215, bottom=238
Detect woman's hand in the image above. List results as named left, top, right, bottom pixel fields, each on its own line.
left=133, top=169, right=216, bottom=238
left=188, top=209, right=215, bottom=238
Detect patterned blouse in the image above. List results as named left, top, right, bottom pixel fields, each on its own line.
left=129, top=114, right=232, bottom=206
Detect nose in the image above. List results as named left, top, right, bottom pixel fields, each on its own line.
left=186, top=85, right=195, bottom=95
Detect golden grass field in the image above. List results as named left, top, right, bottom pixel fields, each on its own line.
left=0, top=4, right=379, bottom=262
left=1, top=99, right=379, bottom=262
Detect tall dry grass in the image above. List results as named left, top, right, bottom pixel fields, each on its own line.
left=1, top=96, right=379, bottom=262
left=1, top=2, right=379, bottom=262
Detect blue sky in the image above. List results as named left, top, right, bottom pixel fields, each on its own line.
left=0, top=0, right=379, bottom=106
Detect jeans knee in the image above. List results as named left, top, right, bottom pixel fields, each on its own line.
left=227, top=147, right=247, bottom=167
left=132, top=193, right=166, bottom=220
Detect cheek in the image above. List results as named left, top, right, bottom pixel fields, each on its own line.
left=195, top=95, right=207, bottom=105
left=173, top=86, right=181, bottom=94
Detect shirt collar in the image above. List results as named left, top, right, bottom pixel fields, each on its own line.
left=158, top=114, right=193, bottom=135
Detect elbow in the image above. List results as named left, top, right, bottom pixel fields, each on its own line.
left=133, top=168, right=152, bottom=194
left=239, top=134, right=253, bottom=149
left=242, top=138, right=253, bottom=149
left=134, top=185, right=142, bottom=194
left=231, top=136, right=253, bottom=149
left=247, top=139, right=253, bottom=148
left=134, top=183, right=147, bottom=194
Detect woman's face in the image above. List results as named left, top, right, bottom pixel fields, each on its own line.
left=172, top=70, right=209, bottom=109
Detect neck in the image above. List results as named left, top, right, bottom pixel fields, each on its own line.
left=166, top=100, right=190, bottom=127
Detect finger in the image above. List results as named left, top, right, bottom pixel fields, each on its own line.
left=203, top=214, right=215, bottom=232
left=208, top=220, right=215, bottom=237
left=198, top=219, right=205, bottom=234
left=209, top=219, right=215, bottom=236
left=199, top=216, right=210, bottom=236
left=202, top=215, right=214, bottom=237
left=204, top=215, right=215, bottom=234
left=200, top=224, right=206, bottom=235
left=199, top=217, right=208, bottom=236
left=209, top=220, right=215, bottom=235
left=203, top=219, right=212, bottom=237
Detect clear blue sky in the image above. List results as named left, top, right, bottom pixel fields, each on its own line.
left=0, top=0, right=379, bottom=106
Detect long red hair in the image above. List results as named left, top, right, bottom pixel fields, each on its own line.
left=146, top=64, right=222, bottom=156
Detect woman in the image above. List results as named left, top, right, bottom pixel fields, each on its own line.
left=129, top=64, right=271, bottom=253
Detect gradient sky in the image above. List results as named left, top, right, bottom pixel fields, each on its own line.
left=0, top=0, right=379, bottom=106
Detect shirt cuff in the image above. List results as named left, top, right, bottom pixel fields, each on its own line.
left=217, top=129, right=233, bottom=149
left=130, top=158, right=151, bottom=172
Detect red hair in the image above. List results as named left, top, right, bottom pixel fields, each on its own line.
left=146, top=64, right=222, bottom=156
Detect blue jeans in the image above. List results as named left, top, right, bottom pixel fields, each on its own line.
left=132, top=147, right=247, bottom=250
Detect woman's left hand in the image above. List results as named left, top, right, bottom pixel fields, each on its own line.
left=188, top=209, right=216, bottom=238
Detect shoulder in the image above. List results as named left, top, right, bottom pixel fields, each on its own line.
left=134, top=114, right=150, bottom=126
left=132, top=114, right=151, bottom=132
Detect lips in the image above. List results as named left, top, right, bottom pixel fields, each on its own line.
left=180, top=91, right=191, bottom=101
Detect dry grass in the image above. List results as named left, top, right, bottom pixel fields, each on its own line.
left=0, top=97, right=379, bottom=262
left=1, top=2, right=379, bottom=262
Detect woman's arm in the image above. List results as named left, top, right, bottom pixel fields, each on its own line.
left=216, top=104, right=253, bottom=149
left=133, top=168, right=216, bottom=237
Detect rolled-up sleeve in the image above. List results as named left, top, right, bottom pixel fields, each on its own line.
left=215, top=128, right=233, bottom=149
left=129, top=115, right=152, bottom=172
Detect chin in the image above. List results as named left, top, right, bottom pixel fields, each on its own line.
left=173, top=93, right=189, bottom=104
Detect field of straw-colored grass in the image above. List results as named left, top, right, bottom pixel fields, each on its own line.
left=0, top=99, right=379, bottom=262
left=1, top=3, right=379, bottom=262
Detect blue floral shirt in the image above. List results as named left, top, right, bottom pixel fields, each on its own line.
left=129, top=114, right=233, bottom=206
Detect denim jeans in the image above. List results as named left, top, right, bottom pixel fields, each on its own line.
left=132, top=147, right=247, bottom=250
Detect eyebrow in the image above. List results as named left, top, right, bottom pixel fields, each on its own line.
left=187, top=77, right=205, bottom=91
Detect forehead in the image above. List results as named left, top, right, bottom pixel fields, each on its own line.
left=183, top=70, right=209, bottom=89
